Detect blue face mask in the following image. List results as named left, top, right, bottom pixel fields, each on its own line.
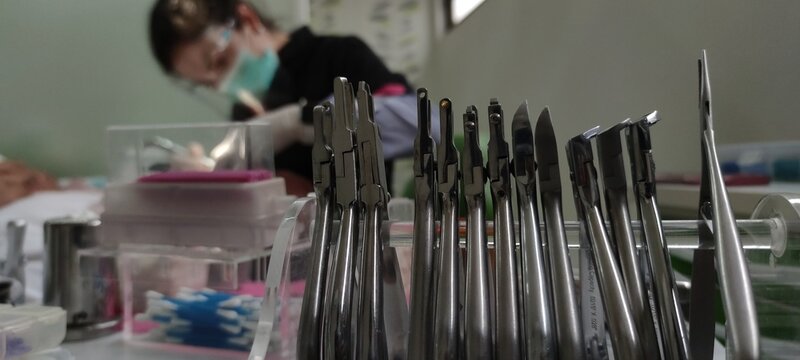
left=217, top=47, right=280, bottom=101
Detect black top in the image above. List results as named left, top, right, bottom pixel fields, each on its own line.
left=232, top=27, right=410, bottom=181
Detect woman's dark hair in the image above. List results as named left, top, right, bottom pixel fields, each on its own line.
left=148, top=0, right=276, bottom=73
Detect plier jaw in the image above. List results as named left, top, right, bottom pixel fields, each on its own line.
left=312, top=103, right=334, bottom=193
left=566, top=127, right=601, bottom=208
left=356, top=82, right=389, bottom=206
left=437, top=98, right=459, bottom=192
left=487, top=100, right=511, bottom=192
left=414, top=88, right=436, bottom=179
left=462, top=106, right=486, bottom=196
left=533, top=108, right=562, bottom=195
left=331, top=77, right=359, bottom=206
left=596, top=119, right=630, bottom=192
left=626, top=111, right=660, bottom=198
left=511, top=101, right=536, bottom=189
left=699, top=50, right=713, bottom=132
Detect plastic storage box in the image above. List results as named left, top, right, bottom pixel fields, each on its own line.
left=0, top=305, right=67, bottom=359
left=101, top=178, right=291, bottom=249
left=116, top=244, right=278, bottom=354
left=106, top=122, right=274, bottom=185
left=718, top=141, right=800, bottom=181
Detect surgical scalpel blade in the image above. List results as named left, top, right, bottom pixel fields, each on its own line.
left=534, top=108, right=582, bottom=360
left=512, top=101, right=556, bottom=359
left=463, top=106, right=494, bottom=360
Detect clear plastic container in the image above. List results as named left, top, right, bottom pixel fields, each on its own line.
left=0, top=305, right=67, bottom=359
left=117, top=244, right=274, bottom=354
left=106, top=122, right=274, bottom=186
left=101, top=178, right=294, bottom=249
left=718, top=141, right=800, bottom=181
left=103, top=178, right=287, bottom=220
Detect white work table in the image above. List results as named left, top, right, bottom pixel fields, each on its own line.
left=62, top=334, right=247, bottom=360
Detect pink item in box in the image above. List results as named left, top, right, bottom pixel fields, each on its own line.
left=138, top=170, right=272, bottom=184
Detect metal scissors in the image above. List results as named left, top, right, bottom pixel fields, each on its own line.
left=324, top=77, right=361, bottom=360
left=626, top=111, right=690, bottom=360
left=297, top=103, right=335, bottom=360
left=462, top=105, right=494, bottom=360
left=597, top=120, right=661, bottom=358
left=433, top=98, right=462, bottom=359
left=511, top=101, right=556, bottom=359
left=567, top=129, right=642, bottom=360
left=408, top=88, right=438, bottom=360
left=691, top=50, right=759, bottom=360
left=534, top=108, right=583, bottom=360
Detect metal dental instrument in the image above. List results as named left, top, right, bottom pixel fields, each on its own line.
left=462, top=105, right=494, bottom=360
left=4, top=220, right=26, bottom=304
left=324, top=77, right=361, bottom=360
left=626, top=112, right=690, bottom=360
left=693, top=50, right=759, bottom=360
left=690, top=52, right=717, bottom=360
left=534, top=108, right=582, bottom=360
left=487, top=99, right=522, bottom=360
left=511, top=102, right=556, bottom=359
left=597, top=120, right=661, bottom=358
left=563, top=127, right=606, bottom=360
left=434, top=98, right=461, bottom=359
left=298, top=103, right=335, bottom=360
left=355, top=82, right=390, bottom=360
left=567, top=129, right=643, bottom=360
left=408, top=88, right=437, bottom=360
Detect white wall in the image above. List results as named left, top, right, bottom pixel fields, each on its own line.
left=2, top=0, right=798, bottom=185
left=421, top=0, right=800, bottom=190
left=0, top=0, right=224, bottom=176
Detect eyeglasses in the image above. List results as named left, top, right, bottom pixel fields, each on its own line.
left=168, top=20, right=238, bottom=117
left=170, top=20, right=237, bottom=91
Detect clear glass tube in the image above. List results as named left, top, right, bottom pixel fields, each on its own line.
left=387, top=218, right=790, bottom=252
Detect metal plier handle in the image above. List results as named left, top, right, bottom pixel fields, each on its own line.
left=487, top=99, right=522, bottom=360
left=534, top=108, right=583, bottom=360
left=433, top=98, right=462, bottom=359
left=567, top=129, right=643, bottom=360
left=511, top=101, right=556, bottom=359
left=598, top=119, right=662, bottom=358
left=324, top=77, right=361, bottom=360
left=408, top=88, right=438, bottom=360
left=462, top=105, right=494, bottom=360
left=355, top=82, right=391, bottom=360
left=626, top=112, right=690, bottom=360
left=297, top=103, right=335, bottom=360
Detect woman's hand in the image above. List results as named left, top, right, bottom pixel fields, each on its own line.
left=0, top=160, right=57, bottom=207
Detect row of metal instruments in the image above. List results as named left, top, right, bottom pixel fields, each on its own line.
left=296, top=51, right=759, bottom=359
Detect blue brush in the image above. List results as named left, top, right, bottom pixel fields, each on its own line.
left=141, top=289, right=262, bottom=351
